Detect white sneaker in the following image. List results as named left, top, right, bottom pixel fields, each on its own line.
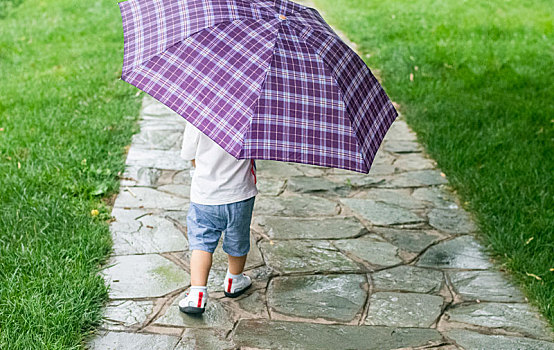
left=223, top=273, right=252, bottom=298
left=179, top=288, right=208, bottom=314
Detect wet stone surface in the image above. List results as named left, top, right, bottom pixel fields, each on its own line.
left=254, top=216, right=367, bottom=240
left=254, top=195, right=340, bottom=217
left=447, top=270, right=525, bottom=302
left=256, top=178, right=286, bottom=196
left=233, top=319, right=443, bottom=349
left=176, top=328, right=235, bottom=350
left=287, top=176, right=348, bottom=194
left=412, top=186, right=459, bottom=209
left=372, top=265, right=444, bottom=293
left=88, top=332, right=180, bottom=350
left=101, top=300, right=154, bottom=330
left=341, top=198, right=424, bottom=226
left=333, top=235, right=403, bottom=268
left=445, top=329, right=554, bottom=350
left=428, top=208, right=478, bottom=234
left=110, top=213, right=188, bottom=255
left=259, top=240, right=361, bottom=274
left=383, top=170, right=448, bottom=188
left=102, top=254, right=189, bottom=299
left=372, top=227, right=444, bottom=254
left=417, top=235, right=493, bottom=269
left=356, top=188, right=426, bottom=209
left=445, top=302, right=554, bottom=341
left=267, top=274, right=366, bottom=321
left=365, top=292, right=444, bottom=327
left=384, top=140, right=422, bottom=153
left=114, top=187, right=189, bottom=210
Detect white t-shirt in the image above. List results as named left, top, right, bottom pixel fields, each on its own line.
left=180, top=122, right=258, bottom=205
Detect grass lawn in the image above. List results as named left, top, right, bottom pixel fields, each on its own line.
left=0, top=0, right=141, bottom=347
left=314, top=0, right=553, bottom=325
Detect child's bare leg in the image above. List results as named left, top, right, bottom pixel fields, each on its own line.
left=227, top=254, right=247, bottom=275
left=190, top=249, right=212, bottom=286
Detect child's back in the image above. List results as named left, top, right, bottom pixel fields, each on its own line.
left=180, top=122, right=257, bottom=205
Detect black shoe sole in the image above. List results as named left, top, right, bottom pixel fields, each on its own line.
left=224, top=282, right=252, bottom=298
left=179, top=305, right=205, bottom=314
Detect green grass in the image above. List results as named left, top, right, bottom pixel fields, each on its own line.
left=314, top=0, right=553, bottom=325
left=0, top=0, right=141, bottom=348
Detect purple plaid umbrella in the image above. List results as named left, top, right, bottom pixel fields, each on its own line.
left=118, top=0, right=398, bottom=173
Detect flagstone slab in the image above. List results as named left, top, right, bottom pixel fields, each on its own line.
left=101, top=300, right=154, bottom=330
left=366, top=163, right=397, bottom=175
left=157, top=183, right=190, bottom=198
left=383, top=170, right=448, bottom=188
left=138, top=120, right=186, bottom=132
left=131, top=128, right=183, bottom=151
left=120, top=165, right=163, bottom=187
left=257, top=178, right=286, bottom=196
left=267, top=274, right=366, bottom=322
left=114, top=187, right=189, bottom=210
left=356, top=188, right=426, bottom=209
left=111, top=213, right=188, bottom=255
left=88, top=331, right=180, bottom=350
left=333, top=235, right=403, bottom=267
left=253, top=216, right=367, bottom=240
left=393, top=153, right=436, bottom=171
left=384, top=140, right=422, bottom=153
left=445, top=302, right=553, bottom=341
left=294, top=163, right=328, bottom=177
left=287, top=176, right=347, bottom=194
left=236, top=289, right=268, bottom=317
left=444, top=329, right=554, bottom=350
left=154, top=291, right=234, bottom=331
left=330, top=171, right=446, bottom=190
left=176, top=328, right=236, bottom=350
left=447, top=270, right=525, bottom=302
left=384, top=120, right=418, bottom=141
left=428, top=208, right=477, bottom=234
left=254, top=195, right=340, bottom=217
left=412, top=186, right=459, bottom=209
left=340, top=198, right=424, bottom=226
left=417, top=235, right=492, bottom=269
left=372, top=227, right=444, bottom=253
left=372, top=266, right=443, bottom=293
left=365, top=292, right=444, bottom=327
left=125, top=148, right=189, bottom=170
left=103, top=254, right=189, bottom=299
left=255, top=160, right=303, bottom=178
left=259, top=240, right=361, bottom=274
left=232, top=319, right=443, bottom=349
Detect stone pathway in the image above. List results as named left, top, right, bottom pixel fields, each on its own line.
left=89, top=2, right=554, bottom=349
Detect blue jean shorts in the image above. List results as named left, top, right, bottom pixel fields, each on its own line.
left=186, top=196, right=255, bottom=257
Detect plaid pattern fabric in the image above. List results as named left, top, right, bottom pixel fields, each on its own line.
left=119, top=0, right=398, bottom=173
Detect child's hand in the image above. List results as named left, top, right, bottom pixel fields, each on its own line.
left=191, top=159, right=196, bottom=168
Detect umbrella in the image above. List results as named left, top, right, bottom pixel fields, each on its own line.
left=118, top=0, right=398, bottom=173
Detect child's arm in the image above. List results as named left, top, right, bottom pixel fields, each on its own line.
left=180, top=122, right=200, bottom=161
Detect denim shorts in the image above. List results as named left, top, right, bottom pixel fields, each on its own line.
left=186, top=196, right=255, bottom=257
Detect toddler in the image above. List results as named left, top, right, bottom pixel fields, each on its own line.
left=178, top=122, right=257, bottom=314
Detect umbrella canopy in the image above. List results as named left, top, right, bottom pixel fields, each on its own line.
left=118, top=0, right=398, bottom=173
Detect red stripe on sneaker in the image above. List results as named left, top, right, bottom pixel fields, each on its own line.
left=197, top=292, right=203, bottom=307
left=227, top=278, right=233, bottom=293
